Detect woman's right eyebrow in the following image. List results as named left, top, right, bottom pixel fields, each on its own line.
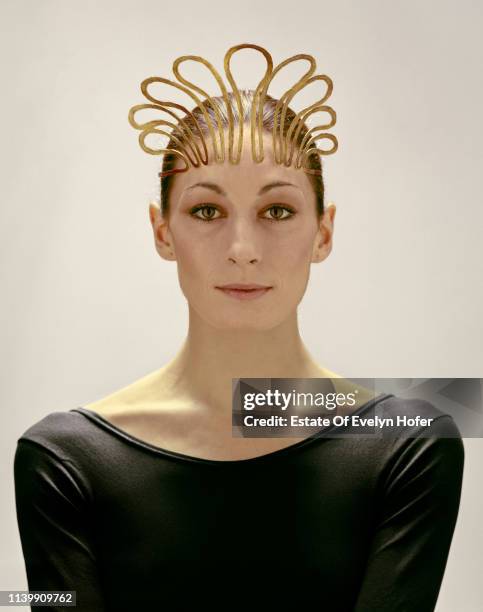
left=184, top=182, right=226, bottom=196
left=183, top=180, right=300, bottom=196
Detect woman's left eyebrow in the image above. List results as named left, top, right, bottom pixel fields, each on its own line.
left=257, top=181, right=301, bottom=195
left=184, top=180, right=301, bottom=196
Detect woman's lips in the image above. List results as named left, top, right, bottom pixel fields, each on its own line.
left=215, top=286, right=273, bottom=301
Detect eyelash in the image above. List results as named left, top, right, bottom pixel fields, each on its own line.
left=189, top=204, right=297, bottom=223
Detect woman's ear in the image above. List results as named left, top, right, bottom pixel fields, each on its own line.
left=312, top=202, right=336, bottom=263
left=148, top=202, right=176, bottom=261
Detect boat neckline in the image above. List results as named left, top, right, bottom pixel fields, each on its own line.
left=70, top=392, right=394, bottom=465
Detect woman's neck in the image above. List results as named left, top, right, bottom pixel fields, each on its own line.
left=157, top=309, right=333, bottom=413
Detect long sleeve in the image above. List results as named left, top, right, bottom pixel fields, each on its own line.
left=13, top=439, right=107, bottom=612
left=353, top=415, right=465, bottom=612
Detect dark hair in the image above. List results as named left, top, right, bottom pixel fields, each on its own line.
left=158, top=90, right=325, bottom=219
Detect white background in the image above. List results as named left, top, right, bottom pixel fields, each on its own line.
left=1, top=1, right=482, bottom=610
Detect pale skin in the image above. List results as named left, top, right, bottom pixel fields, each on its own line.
left=86, top=130, right=377, bottom=459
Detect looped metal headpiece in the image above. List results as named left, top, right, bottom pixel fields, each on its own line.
left=128, top=43, right=338, bottom=178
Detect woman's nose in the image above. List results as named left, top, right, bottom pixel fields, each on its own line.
left=228, top=255, right=258, bottom=265
left=225, top=218, right=262, bottom=265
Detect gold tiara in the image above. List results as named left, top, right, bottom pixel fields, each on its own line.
left=127, top=43, right=338, bottom=178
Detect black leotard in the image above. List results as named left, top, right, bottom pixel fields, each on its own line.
left=13, top=393, right=464, bottom=611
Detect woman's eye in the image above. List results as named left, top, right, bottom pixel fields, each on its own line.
left=189, top=204, right=296, bottom=222
left=262, top=205, right=296, bottom=221
left=189, top=205, right=221, bottom=222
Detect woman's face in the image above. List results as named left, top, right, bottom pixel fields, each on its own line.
left=149, top=131, right=336, bottom=331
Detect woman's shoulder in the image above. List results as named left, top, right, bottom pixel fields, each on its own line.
left=361, top=395, right=465, bottom=491
left=14, top=409, right=103, bottom=505
left=16, top=407, right=107, bottom=464
left=367, top=394, right=464, bottom=438
left=15, top=366, right=175, bottom=452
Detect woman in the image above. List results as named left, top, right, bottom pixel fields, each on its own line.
left=14, top=45, right=464, bottom=611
